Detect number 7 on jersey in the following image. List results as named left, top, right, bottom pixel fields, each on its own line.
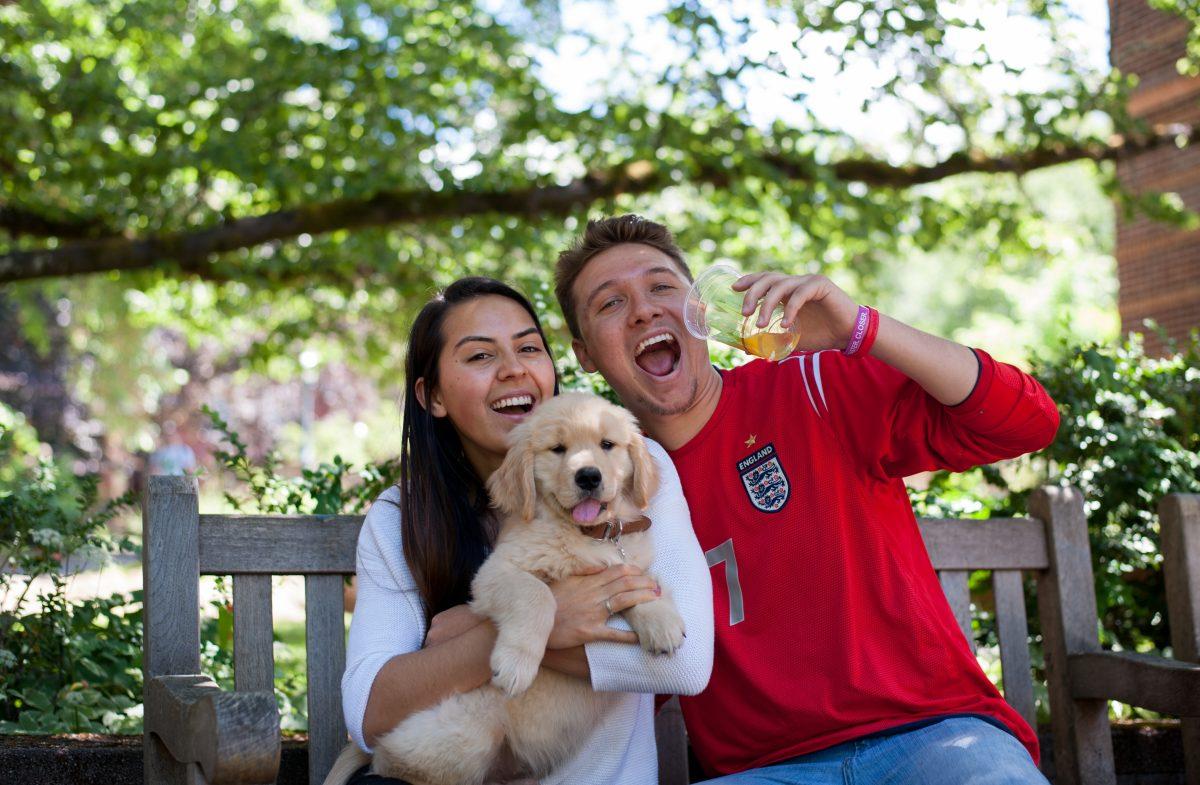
left=705, top=538, right=745, bottom=626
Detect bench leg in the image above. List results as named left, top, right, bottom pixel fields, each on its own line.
left=1032, top=487, right=1116, bottom=785
left=146, top=732, right=190, bottom=785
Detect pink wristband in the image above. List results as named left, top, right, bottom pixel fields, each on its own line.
left=843, top=305, right=870, bottom=357
left=843, top=305, right=879, bottom=358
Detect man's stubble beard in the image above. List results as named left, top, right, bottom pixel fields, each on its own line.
left=632, top=375, right=700, bottom=418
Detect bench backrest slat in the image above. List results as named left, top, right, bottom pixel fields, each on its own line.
left=937, top=569, right=975, bottom=654
left=144, top=477, right=202, bottom=680
left=233, top=574, right=275, bottom=693
left=993, top=569, right=1037, bottom=729
left=919, top=518, right=1048, bottom=570
left=305, top=573, right=349, bottom=785
left=198, top=515, right=360, bottom=574
left=196, top=516, right=1048, bottom=574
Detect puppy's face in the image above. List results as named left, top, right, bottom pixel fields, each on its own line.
left=529, top=399, right=634, bottom=525
left=487, top=392, right=658, bottom=526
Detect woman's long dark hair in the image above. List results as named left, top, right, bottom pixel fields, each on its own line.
left=396, top=277, right=559, bottom=626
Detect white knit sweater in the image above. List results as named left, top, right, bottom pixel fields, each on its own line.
left=341, top=439, right=714, bottom=785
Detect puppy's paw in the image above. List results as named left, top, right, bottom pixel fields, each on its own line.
left=490, top=643, right=541, bottom=697
left=625, top=600, right=686, bottom=656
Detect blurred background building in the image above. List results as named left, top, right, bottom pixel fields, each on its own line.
left=1111, top=0, right=1200, bottom=353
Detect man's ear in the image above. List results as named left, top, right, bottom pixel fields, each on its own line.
left=572, top=338, right=599, bottom=373
left=414, top=378, right=447, bottom=418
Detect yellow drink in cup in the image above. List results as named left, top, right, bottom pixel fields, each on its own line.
left=684, top=263, right=801, bottom=361
left=740, top=331, right=801, bottom=361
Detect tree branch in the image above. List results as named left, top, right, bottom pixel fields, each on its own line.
left=0, top=128, right=1188, bottom=284
left=0, top=167, right=677, bottom=283
left=802, top=128, right=1186, bottom=186
left=0, top=203, right=116, bottom=240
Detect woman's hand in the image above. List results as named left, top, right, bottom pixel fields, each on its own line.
left=546, top=563, right=661, bottom=650
left=732, top=272, right=859, bottom=352
left=425, top=604, right=488, bottom=648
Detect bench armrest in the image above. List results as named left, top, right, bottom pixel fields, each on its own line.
left=145, top=674, right=280, bottom=784
left=1069, top=651, right=1200, bottom=716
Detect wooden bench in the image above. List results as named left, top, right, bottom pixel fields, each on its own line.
left=1162, top=494, right=1200, bottom=785
left=141, top=478, right=1200, bottom=785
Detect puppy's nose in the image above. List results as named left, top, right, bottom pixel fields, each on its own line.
left=574, top=467, right=602, bottom=492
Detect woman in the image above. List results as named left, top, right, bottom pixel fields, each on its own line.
left=341, top=277, right=713, bottom=784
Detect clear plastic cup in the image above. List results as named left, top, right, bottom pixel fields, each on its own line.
left=684, top=263, right=800, bottom=361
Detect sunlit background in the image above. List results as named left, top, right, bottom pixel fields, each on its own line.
left=2, top=0, right=1198, bottom=736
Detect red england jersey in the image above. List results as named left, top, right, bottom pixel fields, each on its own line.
left=668, top=349, right=1058, bottom=775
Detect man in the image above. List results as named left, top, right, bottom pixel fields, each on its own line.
left=554, top=214, right=1058, bottom=783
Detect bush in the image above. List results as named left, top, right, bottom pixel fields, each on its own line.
left=204, top=404, right=398, bottom=515
left=1032, top=332, right=1200, bottom=651
left=0, top=401, right=401, bottom=735
left=0, top=405, right=142, bottom=732
left=202, top=405, right=401, bottom=731
left=915, top=331, right=1200, bottom=656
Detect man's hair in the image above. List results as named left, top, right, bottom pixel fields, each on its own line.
left=554, top=214, right=692, bottom=339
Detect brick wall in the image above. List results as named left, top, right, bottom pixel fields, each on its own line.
left=1110, top=0, right=1200, bottom=353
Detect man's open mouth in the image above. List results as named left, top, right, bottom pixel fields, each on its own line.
left=490, top=394, right=534, bottom=416
left=634, top=332, right=681, bottom=378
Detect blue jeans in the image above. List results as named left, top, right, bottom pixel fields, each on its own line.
left=703, top=717, right=1048, bottom=784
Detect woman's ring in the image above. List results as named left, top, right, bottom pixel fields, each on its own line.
left=603, top=597, right=614, bottom=615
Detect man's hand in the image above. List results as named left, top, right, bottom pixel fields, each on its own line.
left=732, top=272, right=859, bottom=353
left=425, top=604, right=488, bottom=648
left=736, top=271, right=980, bottom=405
left=546, top=563, right=661, bottom=649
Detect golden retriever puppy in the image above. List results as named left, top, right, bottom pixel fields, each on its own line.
left=332, top=392, right=686, bottom=785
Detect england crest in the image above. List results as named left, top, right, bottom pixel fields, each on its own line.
left=737, top=442, right=790, bottom=513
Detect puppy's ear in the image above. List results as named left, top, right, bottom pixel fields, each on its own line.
left=627, top=432, right=659, bottom=510
left=487, top=428, right=537, bottom=522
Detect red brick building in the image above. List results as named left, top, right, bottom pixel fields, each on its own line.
left=1110, top=0, right=1200, bottom=352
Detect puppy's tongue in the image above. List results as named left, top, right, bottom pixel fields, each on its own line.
left=572, top=498, right=603, bottom=523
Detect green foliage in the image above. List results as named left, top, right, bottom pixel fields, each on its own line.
left=907, top=333, right=1199, bottom=721
left=204, top=404, right=407, bottom=730
left=0, top=0, right=1140, bottom=320
left=1032, top=332, right=1200, bottom=651
left=195, top=578, right=310, bottom=732
left=0, top=403, right=142, bottom=732
left=0, top=591, right=144, bottom=734
left=879, top=161, right=1120, bottom=357
left=915, top=332, right=1200, bottom=657
left=1152, top=0, right=1200, bottom=78
left=0, top=398, right=399, bottom=735
left=7, top=0, right=1175, bottom=465
left=0, top=405, right=44, bottom=484
left=204, top=403, right=399, bottom=514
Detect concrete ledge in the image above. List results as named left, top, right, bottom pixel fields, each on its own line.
left=0, top=734, right=143, bottom=785
left=0, top=723, right=1187, bottom=784
left=0, top=733, right=309, bottom=785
